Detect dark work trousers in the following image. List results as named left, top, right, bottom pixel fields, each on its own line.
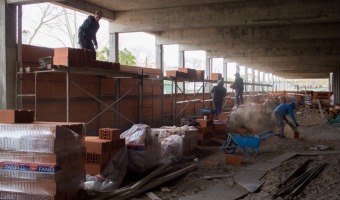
left=274, top=110, right=285, bottom=136
left=79, top=39, right=96, bottom=60
left=235, top=89, right=244, bottom=105
left=214, top=100, right=223, bottom=115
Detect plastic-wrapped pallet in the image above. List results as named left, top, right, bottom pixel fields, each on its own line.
left=120, top=124, right=161, bottom=174
left=0, top=122, right=86, bottom=200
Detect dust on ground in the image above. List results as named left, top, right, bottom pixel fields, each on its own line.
left=132, top=106, right=340, bottom=200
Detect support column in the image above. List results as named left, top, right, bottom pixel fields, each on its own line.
left=244, top=67, right=248, bottom=93
left=251, top=69, right=254, bottom=92
left=155, top=44, right=163, bottom=73
left=223, top=59, right=228, bottom=82
left=179, top=50, right=185, bottom=68
left=334, top=66, right=340, bottom=104
left=0, top=3, right=17, bottom=109
left=257, top=70, right=260, bottom=92
left=206, top=56, right=212, bottom=79
left=109, top=32, right=119, bottom=62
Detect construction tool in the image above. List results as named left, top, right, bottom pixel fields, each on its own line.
left=283, top=117, right=299, bottom=138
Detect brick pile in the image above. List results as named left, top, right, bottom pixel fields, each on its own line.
left=165, top=67, right=205, bottom=81
left=53, top=47, right=120, bottom=70
left=0, top=109, right=34, bottom=123
left=84, top=128, right=125, bottom=175
left=195, top=118, right=215, bottom=145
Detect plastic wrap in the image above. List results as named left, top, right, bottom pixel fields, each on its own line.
left=84, top=147, right=128, bottom=192
left=121, top=124, right=161, bottom=173
left=0, top=123, right=84, bottom=153
left=0, top=122, right=86, bottom=199
left=160, top=134, right=183, bottom=163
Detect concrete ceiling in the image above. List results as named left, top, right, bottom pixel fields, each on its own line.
left=9, top=0, right=340, bottom=79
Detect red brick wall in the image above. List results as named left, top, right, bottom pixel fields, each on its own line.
left=20, top=45, right=212, bottom=133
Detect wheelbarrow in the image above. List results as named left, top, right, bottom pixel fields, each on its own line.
left=220, top=131, right=276, bottom=156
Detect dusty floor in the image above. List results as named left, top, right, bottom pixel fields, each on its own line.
left=129, top=107, right=340, bottom=200
left=79, top=106, right=340, bottom=200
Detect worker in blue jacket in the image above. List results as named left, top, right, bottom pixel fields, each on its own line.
left=273, top=99, right=298, bottom=138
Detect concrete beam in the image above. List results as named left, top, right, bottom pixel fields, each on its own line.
left=198, top=46, right=340, bottom=58
left=213, top=55, right=340, bottom=63
left=54, top=0, right=115, bottom=21
left=7, top=0, right=61, bottom=4
left=111, top=0, right=340, bottom=32
left=239, top=60, right=340, bottom=67
left=178, top=38, right=340, bottom=52
left=157, top=23, right=340, bottom=45
left=274, top=73, right=330, bottom=79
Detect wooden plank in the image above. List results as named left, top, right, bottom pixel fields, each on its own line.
left=146, top=192, right=161, bottom=200
left=95, top=164, right=198, bottom=200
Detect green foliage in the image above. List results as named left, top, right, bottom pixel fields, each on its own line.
left=96, top=47, right=137, bottom=66
left=119, top=48, right=136, bottom=65
left=97, top=46, right=109, bottom=61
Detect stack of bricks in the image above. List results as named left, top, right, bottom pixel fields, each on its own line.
left=0, top=121, right=86, bottom=200
left=195, top=118, right=215, bottom=145
left=210, top=73, right=222, bottom=80
left=52, top=47, right=120, bottom=70
left=166, top=68, right=203, bottom=80
left=214, top=112, right=231, bottom=135
left=85, top=128, right=125, bottom=175
left=182, top=129, right=198, bottom=155
left=0, top=109, right=34, bottom=123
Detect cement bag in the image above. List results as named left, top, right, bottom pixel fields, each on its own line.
left=121, top=124, right=161, bottom=173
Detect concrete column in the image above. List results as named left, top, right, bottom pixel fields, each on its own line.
left=155, top=44, right=163, bottom=73
left=109, top=32, right=119, bottom=62
left=223, top=60, right=228, bottom=82
left=334, top=66, right=340, bottom=104
left=179, top=50, right=185, bottom=68
left=244, top=67, right=248, bottom=93
left=257, top=70, right=260, bottom=92
left=0, top=3, right=17, bottom=109
left=206, top=56, right=212, bottom=79
left=252, top=68, right=255, bottom=93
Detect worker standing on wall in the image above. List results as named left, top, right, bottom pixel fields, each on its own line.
left=233, top=72, right=244, bottom=106
left=273, top=99, right=299, bottom=138
left=78, top=10, right=103, bottom=59
left=211, top=80, right=227, bottom=117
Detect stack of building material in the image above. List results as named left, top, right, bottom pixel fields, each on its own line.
left=121, top=124, right=161, bottom=174
left=214, top=111, right=231, bottom=135
left=153, top=126, right=198, bottom=157
left=85, top=128, right=125, bottom=175
left=195, top=118, right=215, bottom=145
left=0, top=109, right=34, bottom=123
left=166, top=68, right=202, bottom=80
left=0, top=115, right=85, bottom=200
left=210, top=73, right=222, bottom=80
left=52, top=47, right=120, bottom=70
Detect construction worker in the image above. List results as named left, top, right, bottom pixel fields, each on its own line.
left=233, top=72, right=244, bottom=106
left=211, top=80, right=227, bottom=117
left=273, top=100, right=299, bottom=138
left=78, top=10, right=103, bottom=59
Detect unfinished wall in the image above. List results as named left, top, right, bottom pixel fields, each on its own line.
left=20, top=45, right=209, bottom=134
